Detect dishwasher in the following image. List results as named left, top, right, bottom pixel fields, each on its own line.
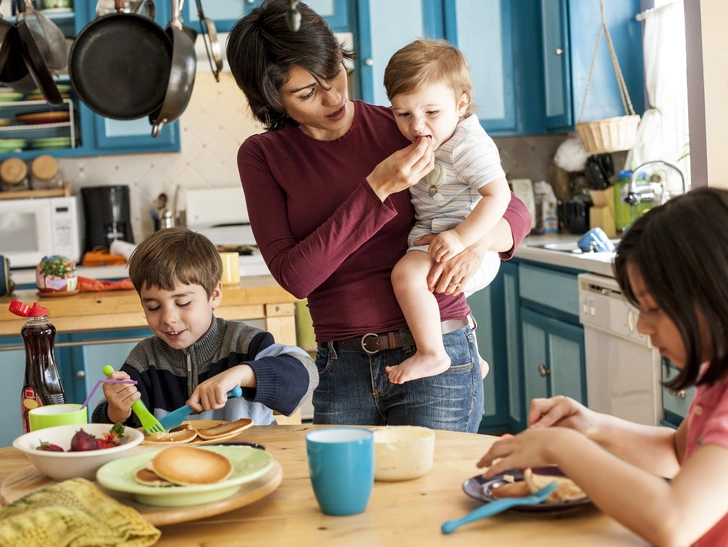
left=578, top=273, right=663, bottom=426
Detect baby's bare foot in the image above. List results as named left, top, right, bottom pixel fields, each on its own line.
left=386, top=351, right=451, bottom=384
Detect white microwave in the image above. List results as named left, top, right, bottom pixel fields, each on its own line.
left=0, top=196, right=82, bottom=268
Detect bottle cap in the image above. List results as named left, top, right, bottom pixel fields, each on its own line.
left=9, top=301, right=47, bottom=317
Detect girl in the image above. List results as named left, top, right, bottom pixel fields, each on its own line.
left=478, top=187, right=728, bottom=546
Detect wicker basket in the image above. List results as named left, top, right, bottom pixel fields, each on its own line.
left=576, top=114, right=640, bottom=155
left=576, top=0, right=640, bottom=155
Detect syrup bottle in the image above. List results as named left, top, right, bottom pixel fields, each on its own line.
left=9, top=300, right=66, bottom=433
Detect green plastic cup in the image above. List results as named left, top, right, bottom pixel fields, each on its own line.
left=29, top=404, right=88, bottom=431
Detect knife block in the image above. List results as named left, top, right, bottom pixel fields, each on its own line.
left=588, top=189, right=616, bottom=238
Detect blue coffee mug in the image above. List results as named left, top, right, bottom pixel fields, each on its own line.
left=306, top=427, right=374, bottom=516
left=577, top=227, right=616, bottom=253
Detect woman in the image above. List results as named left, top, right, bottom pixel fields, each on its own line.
left=226, top=0, right=531, bottom=432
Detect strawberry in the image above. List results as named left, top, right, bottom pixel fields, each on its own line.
left=37, top=440, right=64, bottom=452
left=70, top=428, right=98, bottom=452
left=96, top=439, right=116, bottom=450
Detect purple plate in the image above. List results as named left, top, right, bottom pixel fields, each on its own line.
left=462, top=467, right=591, bottom=514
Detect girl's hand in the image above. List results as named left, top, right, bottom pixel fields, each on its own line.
left=528, top=396, right=600, bottom=439
left=429, top=230, right=466, bottom=263
left=102, top=370, right=139, bottom=423
left=187, top=366, right=253, bottom=412
left=366, top=137, right=434, bottom=201
left=477, top=427, right=579, bottom=478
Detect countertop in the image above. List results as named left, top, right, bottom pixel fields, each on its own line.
left=0, top=275, right=299, bottom=337
left=515, top=234, right=617, bottom=277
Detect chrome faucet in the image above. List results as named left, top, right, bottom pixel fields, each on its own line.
left=624, top=160, right=687, bottom=206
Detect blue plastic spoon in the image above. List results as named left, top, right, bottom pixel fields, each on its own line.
left=441, top=481, right=558, bottom=534
left=158, top=386, right=243, bottom=431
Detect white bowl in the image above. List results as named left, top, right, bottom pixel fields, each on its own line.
left=13, top=424, right=144, bottom=481
left=373, top=426, right=435, bottom=481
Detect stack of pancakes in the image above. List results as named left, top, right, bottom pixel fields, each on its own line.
left=135, top=446, right=234, bottom=487
left=143, top=418, right=253, bottom=444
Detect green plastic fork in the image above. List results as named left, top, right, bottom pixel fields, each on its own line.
left=102, top=365, right=166, bottom=435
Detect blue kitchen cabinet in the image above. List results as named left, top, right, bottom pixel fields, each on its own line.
left=444, top=0, right=544, bottom=136
left=183, top=0, right=354, bottom=33
left=521, top=307, right=586, bottom=413
left=0, top=336, right=27, bottom=447
left=472, top=260, right=523, bottom=434
left=356, top=0, right=444, bottom=107
left=516, top=261, right=586, bottom=430
left=540, top=0, right=644, bottom=132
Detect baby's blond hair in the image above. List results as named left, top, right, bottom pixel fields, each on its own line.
left=384, top=39, right=474, bottom=117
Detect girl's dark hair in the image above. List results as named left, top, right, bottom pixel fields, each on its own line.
left=226, top=0, right=354, bottom=131
left=614, top=187, right=728, bottom=390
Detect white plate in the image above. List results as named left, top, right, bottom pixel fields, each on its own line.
left=96, top=445, right=274, bottom=507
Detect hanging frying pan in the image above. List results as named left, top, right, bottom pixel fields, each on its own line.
left=15, top=0, right=61, bottom=104
left=149, top=0, right=196, bottom=137
left=196, top=0, right=222, bottom=81
left=0, top=26, right=35, bottom=92
left=69, top=0, right=172, bottom=120
left=0, top=2, right=14, bottom=74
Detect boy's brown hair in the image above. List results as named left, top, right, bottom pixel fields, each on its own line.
left=128, top=227, right=222, bottom=299
left=384, top=39, right=474, bottom=117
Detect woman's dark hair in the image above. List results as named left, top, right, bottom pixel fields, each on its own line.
left=614, top=187, right=728, bottom=390
left=226, top=0, right=354, bottom=131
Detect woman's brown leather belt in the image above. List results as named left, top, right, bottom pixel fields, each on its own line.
left=324, top=317, right=470, bottom=354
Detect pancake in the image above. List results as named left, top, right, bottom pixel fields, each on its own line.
left=144, top=424, right=198, bottom=444
left=148, top=446, right=233, bottom=486
left=491, top=481, right=531, bottom=499
left=195, top=418, right=253, bottom=440
left=135, top=467, right=173, bottom=487
left=523, top=468, right=587, bottom=502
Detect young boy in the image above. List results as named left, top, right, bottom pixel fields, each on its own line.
left=383, top=39, right=511, bottom=384
left=92, top=227, right=317, bottom=427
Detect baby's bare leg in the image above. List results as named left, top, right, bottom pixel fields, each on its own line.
left=387, top=250, right=451, bottom=384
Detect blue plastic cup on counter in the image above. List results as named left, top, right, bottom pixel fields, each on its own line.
left=577, top=227, right=616, bottom=253
left=306, top=427, right=374, bottom=516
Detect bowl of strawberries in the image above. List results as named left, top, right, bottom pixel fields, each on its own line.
left=12, top=423, right=144, bottom=481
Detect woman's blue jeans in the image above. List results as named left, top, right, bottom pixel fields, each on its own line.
left=312, top=325, right=484, bottom=432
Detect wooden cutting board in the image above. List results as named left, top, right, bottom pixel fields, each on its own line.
left=0, top=460, right=282, bottom=527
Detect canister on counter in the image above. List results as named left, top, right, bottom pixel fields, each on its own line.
left=0, top=157, right=29, bottom=192
left=30, top=155, right=62, bottom=190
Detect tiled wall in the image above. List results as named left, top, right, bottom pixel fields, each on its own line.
left=58, top=73, right=569, bottom=243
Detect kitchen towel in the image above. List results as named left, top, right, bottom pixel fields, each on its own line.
left=0, top=477, right=160, bottom=547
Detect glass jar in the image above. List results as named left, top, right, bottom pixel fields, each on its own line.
left=0, top=158, right=29, bottom=192
left=30, top=154, right=62, bottom=190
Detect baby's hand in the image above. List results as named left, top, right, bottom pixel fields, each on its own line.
left=187, top=367, right=249, bottom=412
left=429, top=230, right=465, bottom=262
left=102, top=371, right=139, bottom=423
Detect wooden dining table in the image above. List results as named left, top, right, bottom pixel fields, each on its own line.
left=0, top=425, right=648, bottom=546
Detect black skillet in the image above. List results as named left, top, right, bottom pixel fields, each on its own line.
left=0, top=2, right=14, bottom=74
left=69, top=0, right=172, bottom=120
left=15, top=0, right=61, bottom=104
left=0, top=24, right=34, bottom=91
left=149, top=0, right=196, bottom=137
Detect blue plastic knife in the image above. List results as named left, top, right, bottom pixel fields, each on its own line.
left=159, top=386, right=243, bottom=431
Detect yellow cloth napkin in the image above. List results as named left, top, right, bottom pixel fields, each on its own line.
left=0, top=478, right=160, bottom=547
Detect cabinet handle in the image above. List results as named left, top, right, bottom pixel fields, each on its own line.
left=669, top=388, right=686, bottom=398
left=76, top=370, right=85, bottom=379
left=555, top=47, right=564, bottom=55
left=538, top=363, right=550, bottom=377
left=364, top=58, right=374, bottom=67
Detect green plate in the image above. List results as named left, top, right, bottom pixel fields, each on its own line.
left=0, top=92, right=24, bottom=103
left=31, top=137, right=72, bottom=149
left=96, top=445, right=275, bottom=507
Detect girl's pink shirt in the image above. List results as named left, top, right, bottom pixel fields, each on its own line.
left=685, top=376, right=728, bottom=546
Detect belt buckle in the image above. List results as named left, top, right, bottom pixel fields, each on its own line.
left=361, top=333, right=379, bottom=355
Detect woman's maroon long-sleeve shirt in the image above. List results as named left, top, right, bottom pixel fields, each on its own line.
left=238, top=101, right=531, bottom=342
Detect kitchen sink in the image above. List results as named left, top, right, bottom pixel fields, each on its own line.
left=527, top=239, right=620, bottom=254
